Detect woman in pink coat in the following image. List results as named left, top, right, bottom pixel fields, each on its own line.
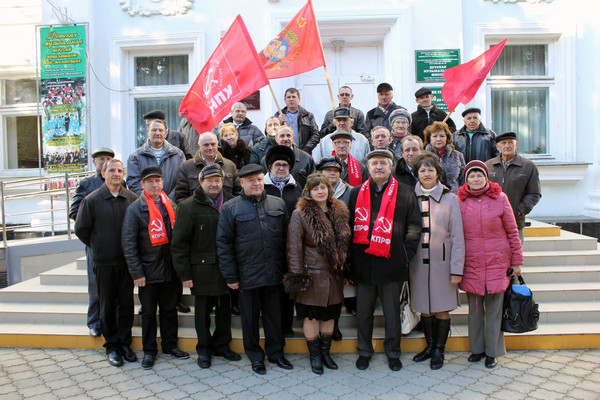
left=457, top=160, right=523, bottom=369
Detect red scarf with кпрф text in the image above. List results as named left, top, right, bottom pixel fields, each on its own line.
left=144, top=190, right=176, bottom=246
left=352, top=178, right=398, bottom=258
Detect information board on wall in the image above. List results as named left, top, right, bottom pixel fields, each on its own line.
left=430, top=88, right=448, bottom=112
left=39, top=24, right=88, bottom=173
left=415, top=49, right=460, bottom=83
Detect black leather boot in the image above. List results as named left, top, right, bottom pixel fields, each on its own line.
left=332, top=318, right=343, bottom=341
left=430, top=318, right=451, bottom=370
left=320, top=334, right=338, bottom=370
left=413, top=315, right=435, bottom=362
left=306, top=338, right=323, bottom=375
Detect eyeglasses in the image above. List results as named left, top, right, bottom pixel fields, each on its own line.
left=333, top=140, right=351, bottom=146
left=273, top=162, right=290, bottom=169
left=338, top=93, right=352, bottom=97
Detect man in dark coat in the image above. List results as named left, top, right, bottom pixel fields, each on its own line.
left=122, top=167, right=190, bottom=369
left=348, top=150, right=421, bottom=372
left=394, top=136, right=423, bottom=188
left=212, top=102, right=265, bottom=147
left=362, top=83, right=402, bottom=140
left=410, top=87, right=456, bottom=141
left=70, top=146, right=115, bottom=338
left=454, top=107, right=499, bottom=163
left=320, top=86, right=365, bottom=137
left=74, top=159, right=138, bottom=367
left=274, top=88, right=320, bottom=153
left=171, top=164, right=241, bottom=369
left=486, top=132, right=542, bottom=241
left=216, top=164, right=294, bottom=375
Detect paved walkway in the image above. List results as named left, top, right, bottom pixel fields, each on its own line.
left=0, top=348, right=598, bottom=399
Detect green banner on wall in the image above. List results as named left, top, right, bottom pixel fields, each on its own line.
left=415, top=49, right=460, bottom=83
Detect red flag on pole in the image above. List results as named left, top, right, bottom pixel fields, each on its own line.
left=179, top=15, right=269, bottom=134
left=258, top=0, right=325, bottom=79
left=441, top=39, right=507, bottom=112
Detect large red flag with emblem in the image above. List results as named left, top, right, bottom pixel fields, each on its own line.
left=258, top=0, right=325, bottom=79
left=441, top=39, right=507, bottom=111
left=179, top=15, right=269, bottom=133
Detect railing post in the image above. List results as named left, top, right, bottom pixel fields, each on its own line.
left=50, top=183, right=55, bottom=237
left=1, top=182, right=7, bottom=248
left=65, top=173, right=72, bottom=239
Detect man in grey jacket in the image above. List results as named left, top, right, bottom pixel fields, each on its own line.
left=486, top=131, right=541, bottom=241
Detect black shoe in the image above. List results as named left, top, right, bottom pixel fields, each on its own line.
left=141, top=354, right=155, bottom=369
left=107, top=350, right=123, bottom=367
left=332, top=319, right=343, bottom=341
left=163, top=348, right=190, bottom=359
left=231, top=305, right=241, bottom=316
left=284, top=328, right=295, bottom=338
left=197, top=355, right=211, bottom=369
left=388, top=357, right=402, bottom=371
left=176, top=301, right=191, bottom=313
left=356, top=356, right=370, bottom=370
left=468, top=352, right=486, bottom=363
left=89, top=328, right=101, bottom=337
left=485, top=356, right=497, bottom=369
left=270, top=356, right=293, bottom=370
left=121, top=346, right=137, bottom=362
left=213, top=349, right=241, bottom=361
left=138, top=307, right=142, bottom=315
left=251, top=360, right=266, bottom=375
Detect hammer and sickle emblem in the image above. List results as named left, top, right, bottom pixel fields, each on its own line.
left=355, top=207, right=369, bottom=222
left=150, top=219, right=163, bottom=232
left=297, top=16, right=307, bottom=28
left=374, top=217, right=392, bottom=234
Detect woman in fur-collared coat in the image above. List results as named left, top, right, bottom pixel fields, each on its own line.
left=286, top=172, right=351, bottom=375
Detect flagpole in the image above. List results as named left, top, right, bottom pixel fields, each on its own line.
left=309, top=0, right=336, bottom=111
left=443, top=107, right=455, bottom=123
left=267, top=83, right=283, bottom=115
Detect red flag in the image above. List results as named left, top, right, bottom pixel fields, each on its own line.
left=179, top=16, right=269, bottom=134
left=258, top=0, right=325, bottom=79
left=441, top=39, right=507, bottom=111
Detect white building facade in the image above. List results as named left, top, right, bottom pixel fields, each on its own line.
left=1, top=0, right=599, bottom=219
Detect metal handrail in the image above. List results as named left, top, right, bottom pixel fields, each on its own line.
left=1, top=171, right=95, bottom=247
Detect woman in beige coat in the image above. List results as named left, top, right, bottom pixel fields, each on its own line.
left=409, top=153, right=465, bottom=369
left=286, top=172, right=351, bottom=375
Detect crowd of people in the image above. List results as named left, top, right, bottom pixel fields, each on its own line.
left=71, top=83, right=542, bottom=375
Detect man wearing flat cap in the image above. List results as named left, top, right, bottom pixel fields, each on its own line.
left=143, top=109, right=192, bottom=160
left=363, top=83, right=403, bottom=140
left=70, top=146, right=117, bottom=338
left=317, top=156, right=351, bottom=204
left=328, top=131, right=369, bottom=186
left=410, top=87, right=456, bottom=141
left=320, top=86, right=365, bottom=137
left=454, top=107, right=499, bottom=163
left=122, top=166, right=190, bottom=370
left=348, top=150, right=421, bottom=372
left=217, top=164, right=294, bottom=375
left=312, top=107, right=370, bottom=164
left=486, top=132, right=541, bottom=241
left=171, top=164, right=241, bottom=369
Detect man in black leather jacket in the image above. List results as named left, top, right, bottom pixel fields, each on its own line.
left=454, top=107, right=499, bottom=163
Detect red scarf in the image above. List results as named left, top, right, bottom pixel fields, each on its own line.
left=333, top=151, right=362, bottom=186
left=352, top=177, right=399, bottom=258
left=145, top=190, right=176, bottom=246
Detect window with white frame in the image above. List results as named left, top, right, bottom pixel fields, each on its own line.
left=488, top=40, right=553, bottom=156
left=1, top=78, right=42, bottom=169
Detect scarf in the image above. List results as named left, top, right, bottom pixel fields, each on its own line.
left=145, top=190, right=176, bottom=246
left=269, top=173, right=290, bottom=192
left=210, top=191, right=224, bottom=210
left=334, top=151, right=362, bottom=186
left=353, top=177, right=399, bottom=258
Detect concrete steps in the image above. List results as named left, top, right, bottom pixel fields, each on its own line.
left=0, top=220, right=599, bottom=352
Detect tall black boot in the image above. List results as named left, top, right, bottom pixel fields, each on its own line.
left=306, top=338, right=323, bottom=375
left=332, top=318, right=343, bottom=341
left=430, top=318, right=451, bottom=370
left=413, top=315, right=435, bottom=362
left=320, top=334, right=338, bottom=370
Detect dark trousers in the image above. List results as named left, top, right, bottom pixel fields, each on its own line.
left=195, top=294, right=232, bottom=356
left=95, top=264, right=134, bottom=354
left=239, top=285, right=285, bottom=363
left=356, top=280, right=402, bottom=359
left=138, top=279, right=179, bottom=355
left=280, top=287, right=295, bottom=332
left=85, top=246, right=100, bottom=330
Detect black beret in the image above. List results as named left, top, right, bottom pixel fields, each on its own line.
left=333, top=107, right=351, bottom=119
left=495, top=131, right=517, bottom=143
left=415, top=87, right=432, bottom=98
left=377, top=82, right=393, bottom=92
left=265, top=145, right=295, bottom=170
left=238, top=164, right=265, bottom=178
left=330, top=131, right=353, bottom=141
left=140, top=166, right=163, bottom=180
left=316, top=156, right=343, bottom=171
left=366, top=149, right=393, bottom=161
left=143, top=109, right=166, bottom=120
left=91, top=147, right=114, bottom=158
left=462, top=107, right=481, bottom=117
left=199, top=164, right=224, bottom=180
